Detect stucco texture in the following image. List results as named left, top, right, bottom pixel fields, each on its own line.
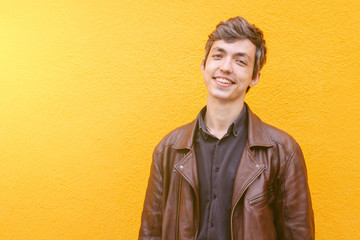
left=0, top=0, right=359, bottom=239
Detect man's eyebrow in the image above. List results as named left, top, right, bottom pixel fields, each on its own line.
left=212, top=47, right=250, bottom=60
left=212, top=47, right=226, bottom=53
left=234, top=52, right=250, bottom=60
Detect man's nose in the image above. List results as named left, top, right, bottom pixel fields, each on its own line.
left=219, top=58, right=233, bottom=73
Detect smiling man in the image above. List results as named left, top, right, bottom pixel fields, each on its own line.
left=139, top=17, right=314, bottom=240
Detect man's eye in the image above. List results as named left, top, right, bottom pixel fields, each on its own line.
left=212, top=54, right=222, bottom=59
left=236, top=60, right=247, bottom=65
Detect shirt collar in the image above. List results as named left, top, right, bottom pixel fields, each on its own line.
left=172, top=103, right=273, bottom=150
left=197, top=104, right=248, bottom=139
left=197, top=107, right=210, bottom=139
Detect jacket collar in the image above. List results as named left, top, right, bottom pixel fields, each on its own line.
left=172, top=103, right=273, bottom=150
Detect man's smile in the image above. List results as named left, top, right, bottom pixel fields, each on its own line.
left=213, top=76, right=235, bottom=85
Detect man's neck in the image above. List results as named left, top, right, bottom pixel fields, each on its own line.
left=204, top=97, right=245, bottom=139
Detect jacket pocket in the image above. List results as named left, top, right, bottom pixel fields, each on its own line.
left=249, top=187, right=274, bottom=206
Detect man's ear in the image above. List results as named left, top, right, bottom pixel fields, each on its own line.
left=200, top=59, right=205, bottom=72
left=249, top=72, right=260, bottom=87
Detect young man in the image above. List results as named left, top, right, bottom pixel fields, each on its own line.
left=139, top=17, right=314, bottom=240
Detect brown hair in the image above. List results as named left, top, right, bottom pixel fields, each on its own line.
left=203, top=16, right=267, bottom=80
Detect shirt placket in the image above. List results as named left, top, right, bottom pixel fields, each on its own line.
left=207, top=139, right=222, bottom=239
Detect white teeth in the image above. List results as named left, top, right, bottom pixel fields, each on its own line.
left=216, top=78, right=232, bottom=84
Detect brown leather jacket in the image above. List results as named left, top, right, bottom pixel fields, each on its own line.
left=139, top=106, right=314, bottom=240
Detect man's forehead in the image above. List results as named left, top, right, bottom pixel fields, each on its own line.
left=210, top=39, right=256, bottom=57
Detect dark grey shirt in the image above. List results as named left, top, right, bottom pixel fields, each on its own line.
left=195, top=104, right=248, bottom=240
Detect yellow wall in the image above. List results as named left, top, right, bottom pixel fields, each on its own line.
left=0, top=1, right=359, bottom=239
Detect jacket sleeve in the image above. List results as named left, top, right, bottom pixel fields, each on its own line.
left=138, top=150, right=163, bottom=240
left=275, top=143, right=315, bottom=239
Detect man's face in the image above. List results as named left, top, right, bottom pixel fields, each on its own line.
left=201, top=39, right=260, bottom=103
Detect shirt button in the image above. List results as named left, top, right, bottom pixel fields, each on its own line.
left=179, top=165, right=184, bottom=169
left=210, top=222, right=214, bottom=228
left=213, top=194, right=217, bottom=199
left=215, top=167, right=219, bottom=172
left=255, top=164, right=260, bottom=168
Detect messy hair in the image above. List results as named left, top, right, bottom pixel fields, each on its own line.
left=204, top=16, right=267, bottom=81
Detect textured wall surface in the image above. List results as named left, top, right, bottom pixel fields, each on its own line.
left=0, top=0, right=359, bottom=239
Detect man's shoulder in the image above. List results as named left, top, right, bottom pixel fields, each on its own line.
left=153, top=120, right=196, bottom=155
left=248, top=104, right=301, bottom=155
left=261, top=120, right=301, bottom=155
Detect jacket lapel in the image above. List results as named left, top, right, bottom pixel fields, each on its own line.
left=172, top=120, right=199, bottom=192
left=174, top=149, right=199, bottom=193
left=231, top=105, right=273, bottom=207
left=231, top=146, right=265, bottom=208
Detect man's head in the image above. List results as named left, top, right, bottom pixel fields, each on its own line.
left=203, top=17, right=266, bottom=83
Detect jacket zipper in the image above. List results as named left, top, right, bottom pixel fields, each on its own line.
left=230, top=167, right=264, bottom=240
left=176, top=151, right=200, bottom=240
left=249, top=195, right=266, bottom=205
left=176, top=176, right=183, bottom=240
